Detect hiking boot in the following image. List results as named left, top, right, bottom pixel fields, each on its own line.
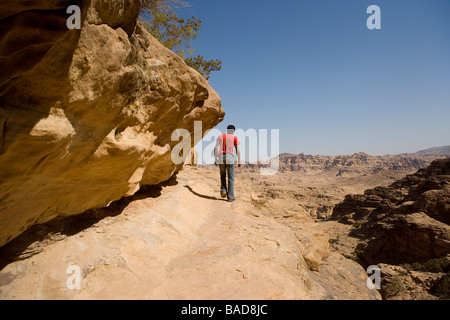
left=227, top=198, right=235, bottom=202
left=221, top=192, right=227, bottom=198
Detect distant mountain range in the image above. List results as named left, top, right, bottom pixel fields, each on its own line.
left=229, top=149, right=449, bottom=176
left=202, top=146, right=449, bottom=175
left=415, top=145, right=450, bottom=156
left=269, top=152, right=443, bottom=175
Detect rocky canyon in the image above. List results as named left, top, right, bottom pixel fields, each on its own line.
left=0, top=0, right=449, bottom=301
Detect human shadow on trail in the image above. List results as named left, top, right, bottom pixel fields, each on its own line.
left=184, top=185, right=228, bottom=202
left=0, top=174, right=179, bottom=271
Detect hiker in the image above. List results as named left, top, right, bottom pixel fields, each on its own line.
left=214, top=125, right=241, bottom=202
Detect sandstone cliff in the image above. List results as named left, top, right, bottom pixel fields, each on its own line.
left=0, top=0, right=225, bottom=247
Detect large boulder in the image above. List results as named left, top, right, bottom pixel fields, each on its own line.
left=0, top=0, right=225, bottom=246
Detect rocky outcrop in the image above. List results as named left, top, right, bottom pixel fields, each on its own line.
left=0, top=0, right=224, bottom=247
left=332, top=158, right=450, bottom=264
left=330, top=158, right=450, bottom=299
left=377, top=263, right=448, bottom=300
left=361, top=212, right=450, bottom=265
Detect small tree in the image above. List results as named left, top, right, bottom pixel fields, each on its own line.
left=140, top=0, right=222, bottom=80
left=184, top=55, right=222, bottom=80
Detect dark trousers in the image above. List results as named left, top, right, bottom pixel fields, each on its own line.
left=219, top=154, right=235, bottom=200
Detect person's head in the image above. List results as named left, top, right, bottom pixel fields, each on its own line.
left=227, top=125, right=236, bottom=134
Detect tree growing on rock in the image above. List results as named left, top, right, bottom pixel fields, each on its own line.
left=140, top=0, right=222, bottom=80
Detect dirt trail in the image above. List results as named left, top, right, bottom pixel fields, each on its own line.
left=0, top=167, right=379, bottom=300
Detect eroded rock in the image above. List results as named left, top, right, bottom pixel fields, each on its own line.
left=0, top=0, right=224, bottom=246
left=330, top=158, right=450, bottom=299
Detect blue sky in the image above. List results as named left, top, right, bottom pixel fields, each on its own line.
left=178, top=0, right=450, bottom=158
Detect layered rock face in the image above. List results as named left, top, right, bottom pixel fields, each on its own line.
left=332, top=158, right=450, bottom=265
left=0, top=0, right=224, bottom=247
left=276, top=153, right=440, bottom=175
left=225, top=152, right=441, bottom=220
left=236, top=152, right=440, bottom=176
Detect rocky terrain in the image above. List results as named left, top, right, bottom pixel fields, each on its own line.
left=231, top=152, right=442, bottom=220
left=228, top=153, right=449, bottom=299
left=0, top=0, right=224, bottom=247
left=239, top=152, right=441, bottom=176
left=240, top=169, right=412, bottom=220
left=0, top=0, right=381, bottom=300
left=0, top=167, right=380, bottom=300
left=0, top=0, right=447, bottom=301
left=331, top=158, right=450, bottom=299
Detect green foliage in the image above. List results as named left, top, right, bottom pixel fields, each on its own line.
left=381, top=276, right=405, bottom=299
left=413, top=258, right=449, bottom=273
left=141, top=0, right=189, bottom=17
left=140, top=0, right=222, bottom=79
left=141, top=12, right=201, bottom=58
left=401, top=258, right=450, bottom=273
left=400, top=258, right=450, bottom=299
left=432, top=275, right=450, bottom=300
left=185, top=55, right=222, bottom=80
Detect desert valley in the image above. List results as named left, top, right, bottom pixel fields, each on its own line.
left=1, top=148, right=449, bottom=299
left=237, top=149, right=450, bottom=299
